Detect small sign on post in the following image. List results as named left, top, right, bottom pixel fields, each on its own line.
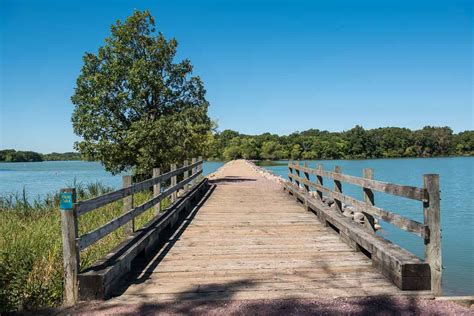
left=60, top=192, right=74, bottom=210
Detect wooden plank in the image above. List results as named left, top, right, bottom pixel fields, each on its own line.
left=191, top=157, right=197, bottom=187
left=302, top=162, right=310, bottom=192
left=59, top=188, right=79, bottom=306
left=124, top=278, right=400, bottom=295
left=288, top=173, right=426, bottom=238
left=140, top=266, right=378, bottom=279
left=291, top=163, right=426, bottom=201
left=362, top=168, right=376, bottom=232
left=333, top=166, right=343, bottom=212
left=288, top=161, right=294, bottom=184
left=294, top=161, right=301, bottom=188
left=78, top=170, right=202, bottom=250
left=77, top=160, right=202, bottom=216
left=171, top=163, right=177, bottom=202
left=423, top=174, right=442, bottom=295
left=153, top=168, right=161, bottom=215
left=302, top=162, right=310, bottom=211
left=198, top=156, right=203, bottom=178
left=122, top=175, right=134, bottom=234
left=315, top=164, right=323, bottom=201
left=138, top=271, right=387, bottom=285
left=183, top=160, right=189, bottom=192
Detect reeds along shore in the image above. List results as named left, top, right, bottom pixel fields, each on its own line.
left=0, top=182, right=168, bottom=312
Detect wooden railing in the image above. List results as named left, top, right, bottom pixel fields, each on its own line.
left=59, top=157, right=203, bottom=305
left=286, top=161, right=441, bottom=294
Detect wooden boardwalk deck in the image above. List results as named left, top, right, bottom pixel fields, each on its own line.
left=111, top=160, right=424, bottom=303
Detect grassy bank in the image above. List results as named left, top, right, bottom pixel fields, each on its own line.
left=0, top=183, right=166, bottom=312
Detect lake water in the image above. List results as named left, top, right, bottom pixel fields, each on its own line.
left=261, top=157, right=473, bottom=296
left=0, top=157, right=472, bottom=295
left=0, top=160, right=225, bottom=200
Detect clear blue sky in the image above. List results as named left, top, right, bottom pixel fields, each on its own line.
left=1, top=0, right=472, bottom=152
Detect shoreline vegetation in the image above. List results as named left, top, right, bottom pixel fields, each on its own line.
left=2, top=126, right=473, bottom=165
left=0, top=180, right=170, bottom=312
left=207, top=126, right=473, bottom=161
left=0, top=150, right=82, bottom=163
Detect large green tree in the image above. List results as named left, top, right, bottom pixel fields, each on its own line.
left=71, top=11, right=212, bottom=174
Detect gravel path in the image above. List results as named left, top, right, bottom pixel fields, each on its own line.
left=62, top=296, right=473, bottom=315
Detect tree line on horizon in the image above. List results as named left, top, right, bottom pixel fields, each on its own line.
left=0, top=150, right=81, bottom=163
left=1, top=126, right=473, bottom=163
left=206, top=126, right=474, bottom=161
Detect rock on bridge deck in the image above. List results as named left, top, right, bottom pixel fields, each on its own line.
left=112, top=160, right=413, bottom=303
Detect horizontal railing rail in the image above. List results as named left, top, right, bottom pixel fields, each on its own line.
left=78, top=169, right=202, bottom=250
left=286, top=160, right=441, bottom=295
left=76, top=160, right=202, bottom=216
left=289, top=162, right=427, bottom=201
left=59, top=157, right=203, bottom=306
left=287, top=172, right=427, bottom=238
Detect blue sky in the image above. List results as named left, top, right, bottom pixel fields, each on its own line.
left=1, top=0, right=472, bottom=152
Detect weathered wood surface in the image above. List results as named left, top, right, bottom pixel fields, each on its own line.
left=290, top=161, right=427, bottom=201
left=153, top=168, right=161, bottom=215
left=123, top=175, right=134, bottom=235
left=78, top=170, right=202, bottom=250
left=60, top=188, right=79, bottom=306
left=77, top=160, right=202, bottom=216
left=285, top=182, right=431, bottom=291
left=78, top=178, right=210, bottom=300
left=423, top=174, right=442, bottom=295
left=288, top=172, right=427, bottom=238
left=111, top=160, right=430, bottom=304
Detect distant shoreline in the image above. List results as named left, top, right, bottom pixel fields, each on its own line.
left=1, top=155, right=472, bottom=165
left=0, top=149, right=81, bottom=163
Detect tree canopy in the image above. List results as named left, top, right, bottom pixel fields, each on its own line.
left=71, top=11, right=212, bottom=175
left=206, top=126, right=474, bottom=161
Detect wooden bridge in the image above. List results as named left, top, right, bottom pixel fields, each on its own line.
left=59, top=159, right=441, bottom=307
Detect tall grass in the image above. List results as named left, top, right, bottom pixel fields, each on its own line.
left=0, top=181, right=167, bottom=312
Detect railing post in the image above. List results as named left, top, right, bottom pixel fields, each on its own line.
left=333, top=166, right=343, bottom=212
left=171, top=163, right=177, bottom=202
left=288, top=160, right=293, bottom=184
left=423, top=174, right=442, bottom=295
left=191, top=158, right=197, bottom=187
left=362, top=168, right=376, bottom=232
left=294, top=161, right=301, bottom=188
left=302, top=162, right=310, bottom=211
left=302, top=162, right=310, bottom=192
left=198, top=156, right=203, bottom=180
left=123, top=175, right=134, bottom=234
left=59, top=188, right=79, bottom=306
left=153, top=168, right=161, bottom=215
left=183, top=160, right=189, bottom=191
left=315, top=164, right=323, bottom=201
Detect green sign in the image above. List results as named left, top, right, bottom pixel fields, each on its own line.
left=60, top=192, right=74, bottom=210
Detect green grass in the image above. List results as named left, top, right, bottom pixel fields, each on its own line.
left=0, top=182, right=168, bottom=312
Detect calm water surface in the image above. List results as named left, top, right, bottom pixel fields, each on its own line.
left=262, top=157, right=473, bottom=295
left=0, top=158, right=472, bottom=295
left=0, top=161, right=224, bottom=199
